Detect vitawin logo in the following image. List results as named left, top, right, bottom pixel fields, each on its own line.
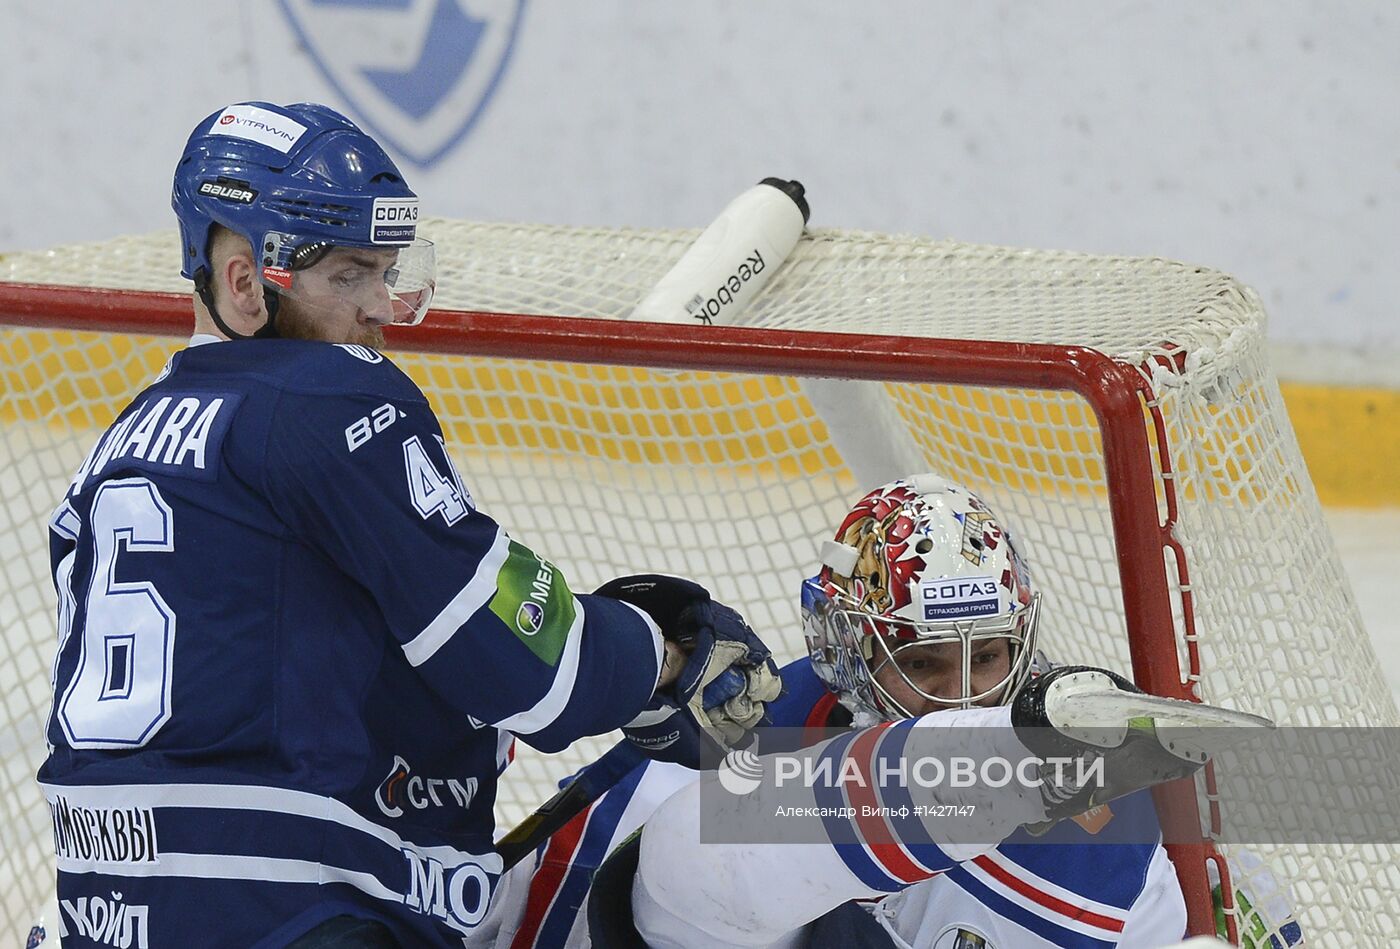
left=278, top=0, right=526, bottom=168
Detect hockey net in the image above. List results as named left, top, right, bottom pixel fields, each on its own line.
left=1, top=223, right=1396, bottom=946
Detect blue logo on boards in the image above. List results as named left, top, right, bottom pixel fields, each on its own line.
left=278, top=0, right=527, bottom=168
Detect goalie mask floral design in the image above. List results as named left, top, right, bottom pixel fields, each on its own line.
left=802, top=473, right=1041, bottom=722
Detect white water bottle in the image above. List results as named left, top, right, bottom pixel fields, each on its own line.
left=629, top=177, right=810, bottom=325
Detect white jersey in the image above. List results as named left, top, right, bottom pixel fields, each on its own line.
left=864, top=842, right=1185, bottom=948
left=623, top=761, right=1184, bottom=949
left=506, top=657, right=1188, bottom=949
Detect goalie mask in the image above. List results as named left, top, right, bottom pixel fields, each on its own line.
left=802, top=474, right=1041, bottom=724
left=172, top=102, right=435, bottom=340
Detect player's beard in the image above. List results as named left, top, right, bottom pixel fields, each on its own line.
left=275, top=297, right=385, bottom=349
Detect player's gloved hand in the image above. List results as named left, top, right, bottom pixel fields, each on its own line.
left=1011, top=665, right=1273, bottom=829
left=594, top=575, right=783, bottom=767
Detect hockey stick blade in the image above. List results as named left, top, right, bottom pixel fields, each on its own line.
left=1054, top=690, right=1274, bottom=763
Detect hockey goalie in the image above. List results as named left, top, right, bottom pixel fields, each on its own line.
left=500, top=474, right=1283, bottom=949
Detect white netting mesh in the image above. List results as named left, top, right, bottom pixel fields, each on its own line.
left=2, top=223, right=1396, bottom=946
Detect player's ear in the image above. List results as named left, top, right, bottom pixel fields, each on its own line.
left=220, top=250, right=265, bottom=319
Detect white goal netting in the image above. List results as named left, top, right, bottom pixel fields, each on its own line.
left=2, top=222, right=1396, bottom=946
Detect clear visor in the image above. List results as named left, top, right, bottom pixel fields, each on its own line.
left=803, top=577, right=1041, bottom=718
left=262, top=238, right=436, bottom=327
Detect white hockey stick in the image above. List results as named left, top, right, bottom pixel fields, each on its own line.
left=1044, top=669, right=1274, bottom=763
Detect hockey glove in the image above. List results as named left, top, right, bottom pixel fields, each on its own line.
left=594, top=575, right=783, bottom=767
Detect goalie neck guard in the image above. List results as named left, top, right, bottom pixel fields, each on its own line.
left=802, top=473, right=1041, bottom=723
left=171, top=101, right=434, bottom=338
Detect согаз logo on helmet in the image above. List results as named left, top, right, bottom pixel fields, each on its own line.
left=278, top=0, right=526, bottom=168
left=371, top=197, right=420, bottom=244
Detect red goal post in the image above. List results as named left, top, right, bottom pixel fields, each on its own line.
left=3, top=224, right=1395, bottom=947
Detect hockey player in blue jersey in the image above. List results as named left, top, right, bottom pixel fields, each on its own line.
left=504, top=474, right=1282, bottom=948
left=38, top=101, right=780, bottom=948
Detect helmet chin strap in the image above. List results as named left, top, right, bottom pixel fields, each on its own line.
left=195, top=270, right=282, bottom=340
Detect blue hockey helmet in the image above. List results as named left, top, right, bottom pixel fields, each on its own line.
left=172, top=102, right=434, bottom=335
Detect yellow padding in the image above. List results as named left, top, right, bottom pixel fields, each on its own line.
left=1, top=330, right=169, bottom=432
left=1280, top=382, right=1400, bottom=508
left=3, top=330, right=1395, bottom=507
left=410, top=358, right=841, bottom=480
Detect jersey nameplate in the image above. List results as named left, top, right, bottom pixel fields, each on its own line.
left=70, top=392, right=244, bottom=495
